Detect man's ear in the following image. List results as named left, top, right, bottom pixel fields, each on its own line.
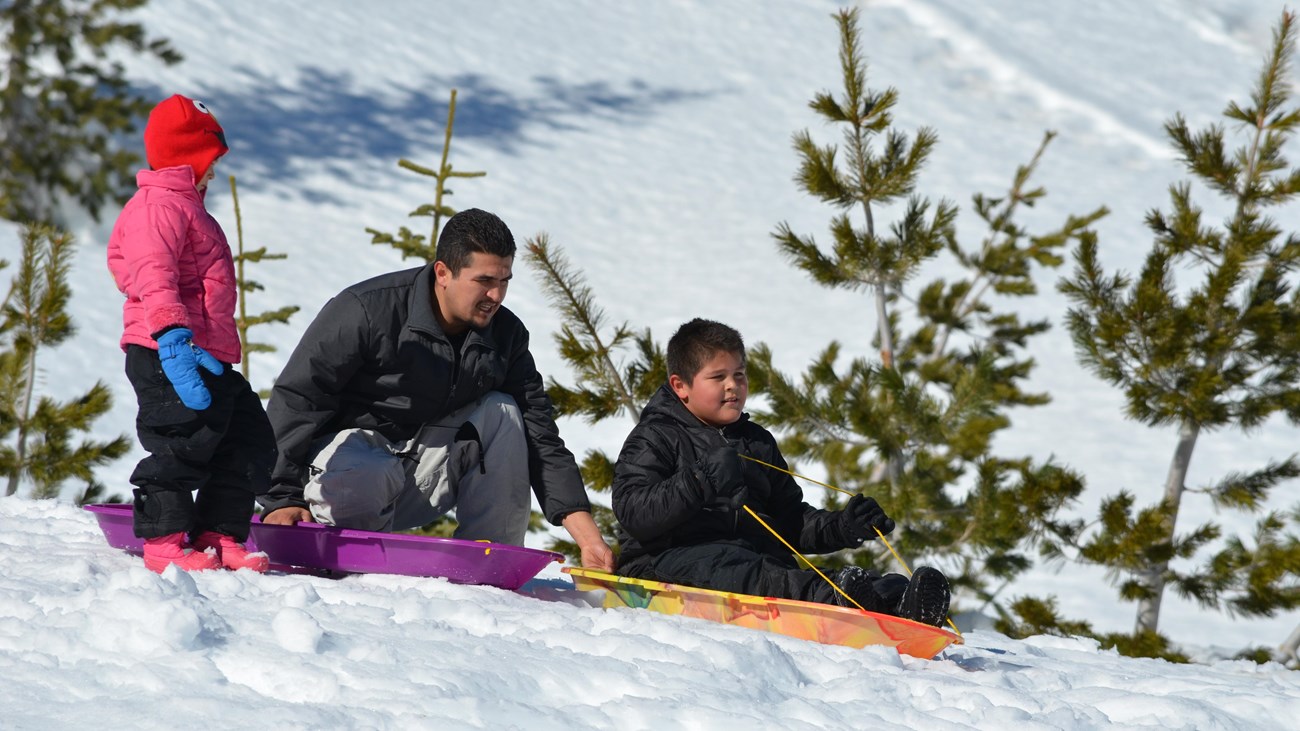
left=669, top=373, right=690, bottom=402
left=433, top=260, right=451, bottom=286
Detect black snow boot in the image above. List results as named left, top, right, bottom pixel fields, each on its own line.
left=872, top=572, right=909, bottom=611
left=896, top=566, right=951, bottom=627
left=828, top=566, right=891, bottom=612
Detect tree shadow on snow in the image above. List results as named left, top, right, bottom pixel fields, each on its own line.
left=147, top=68, right=711, bottom=205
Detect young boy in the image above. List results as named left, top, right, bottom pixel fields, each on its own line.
left=611, top=318, right=951, bottom=626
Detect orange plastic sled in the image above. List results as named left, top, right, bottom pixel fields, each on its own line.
left=564, top=567, right=961, bottom=659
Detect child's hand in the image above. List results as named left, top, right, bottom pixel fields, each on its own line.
left=841, top=494, right=896, bottom=544
left=156, top=327, right=225, bottom=410
left=695, top=445, right=748, bottom=510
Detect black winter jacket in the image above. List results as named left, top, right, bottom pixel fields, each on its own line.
left=612, top=384, right=851, bottom=565
left=260, top=262, right=590, bottom=524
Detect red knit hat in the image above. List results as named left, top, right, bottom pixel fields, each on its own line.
left=143, top=94, right=228, bottom=182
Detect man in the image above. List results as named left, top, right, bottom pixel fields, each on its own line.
left=260, top=208, right=614, bottom=570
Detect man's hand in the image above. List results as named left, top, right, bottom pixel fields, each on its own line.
left=262, top=506, right=313, bottom=525
left=561, top=510, right=615, bottom=572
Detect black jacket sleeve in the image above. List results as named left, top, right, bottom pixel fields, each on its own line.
left=746, top=433, right=848, bottom=554
left=259, top=292, right=369, bottom=513
left=500, top=327, right=591, bottom=524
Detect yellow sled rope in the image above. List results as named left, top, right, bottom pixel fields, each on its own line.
left=739, top=455, right=962, bottom=638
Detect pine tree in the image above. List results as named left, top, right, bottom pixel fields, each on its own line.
left=750, top=7, right=1105, bottom=608
left=1058, top=10, right=1300, bottom=644
left=0, top=0, right=181, bottom=224
left=366, top=88, right=485, bottom=261
left=228, top=175, right=298, bottom=396
left=0, top=224, right=130, bottom=499
left=523, top=235, right=665, bottom=559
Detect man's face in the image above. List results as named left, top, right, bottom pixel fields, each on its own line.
left=669, top=349, right=748, bottom=427
left=433, top=252, right=513, bottom=334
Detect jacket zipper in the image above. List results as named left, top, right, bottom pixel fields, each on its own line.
left=718, top=426, right=741, bottom=534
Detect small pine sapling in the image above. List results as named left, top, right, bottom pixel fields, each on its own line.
left=229, top=175, right=299, bottom=397
left=1058, top=10, right=1300, bottom=652
left=753, top=7, right=1104, bottom=615
left=366, top=88, right=486, bottom=262
left=0, top=225, right=129, bottom=499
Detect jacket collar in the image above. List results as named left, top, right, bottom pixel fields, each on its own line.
left=137, top=166, right=205, bottom=203
left=409, top=262, right=443, bottom=335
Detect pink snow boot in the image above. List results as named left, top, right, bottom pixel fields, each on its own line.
left=193, top=531, right=270, bottom=573
left=142, top=532, right=221, bottom=573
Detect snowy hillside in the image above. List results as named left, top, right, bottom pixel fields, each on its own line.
left=2, top=498, right=1298, bottom=730
left=2, top=1, right=1299, bottom=724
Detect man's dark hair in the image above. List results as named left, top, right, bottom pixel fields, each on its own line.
left=666, top=318, right=746, bottom=383
left=434, top=208, right=517, bottom=274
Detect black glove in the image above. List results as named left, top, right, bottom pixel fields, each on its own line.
left=840, top=494, right=895, bottom=544
left=695, top=445, right=748, bottom=511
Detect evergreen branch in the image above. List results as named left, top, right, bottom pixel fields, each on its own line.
left=524, top=235, right=639, bottom=420
left=933, top=131, right=1065, bottom=361
left=233, top=247, right=288, bottom=264
left=239, top=305, right=300, bottom=328
left=397, top=159, right=438, bottom=177
left=1206, top=457, right=1300, bottom=511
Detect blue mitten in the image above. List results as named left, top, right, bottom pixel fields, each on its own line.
left=156, top=328, right=224, bottom=410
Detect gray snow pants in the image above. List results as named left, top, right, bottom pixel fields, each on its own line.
left=302, top=392, right=531, bottom=544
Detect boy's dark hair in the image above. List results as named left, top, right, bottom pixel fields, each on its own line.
left=434, top=208, right=516, bottom=274
left=666, top=318, right=745, bottom=383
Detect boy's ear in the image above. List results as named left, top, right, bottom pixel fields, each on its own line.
left=668, top=373, right=691, bottom=402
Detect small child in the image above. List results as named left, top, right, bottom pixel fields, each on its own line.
left=612, top=318, right=951, bottom=626
left=107, top=94, right=276, bottom=573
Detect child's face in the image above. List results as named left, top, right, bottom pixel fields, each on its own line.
left=669, top=349, right=747, bottom=427
left=196, top=160, right=217, bottom=191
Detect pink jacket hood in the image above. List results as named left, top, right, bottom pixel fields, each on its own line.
left=107, top=166, right=241, bottom=364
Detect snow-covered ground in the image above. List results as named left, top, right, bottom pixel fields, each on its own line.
left=3, top=498, right=1298, bottom=730
left=3, top=1, right=1299, bottom=726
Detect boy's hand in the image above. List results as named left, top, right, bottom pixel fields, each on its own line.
left=156, top=327, right=224, bottom=410
left=841, top=494, right=895, bottom=544
left=696, top=445, right=748, bottom=510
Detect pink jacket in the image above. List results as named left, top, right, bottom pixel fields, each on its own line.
left=107, top=166, right=241, bottom=364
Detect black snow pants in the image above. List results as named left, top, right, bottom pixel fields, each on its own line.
left=617, top=539, right=905, bottom=607
left=124, top=344, right=276, bottom=541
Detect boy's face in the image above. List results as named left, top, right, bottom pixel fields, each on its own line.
left=669, top=348, right=747, bottom=427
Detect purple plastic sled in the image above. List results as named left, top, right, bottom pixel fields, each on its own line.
left=83, top=504, right=563, bottom=589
